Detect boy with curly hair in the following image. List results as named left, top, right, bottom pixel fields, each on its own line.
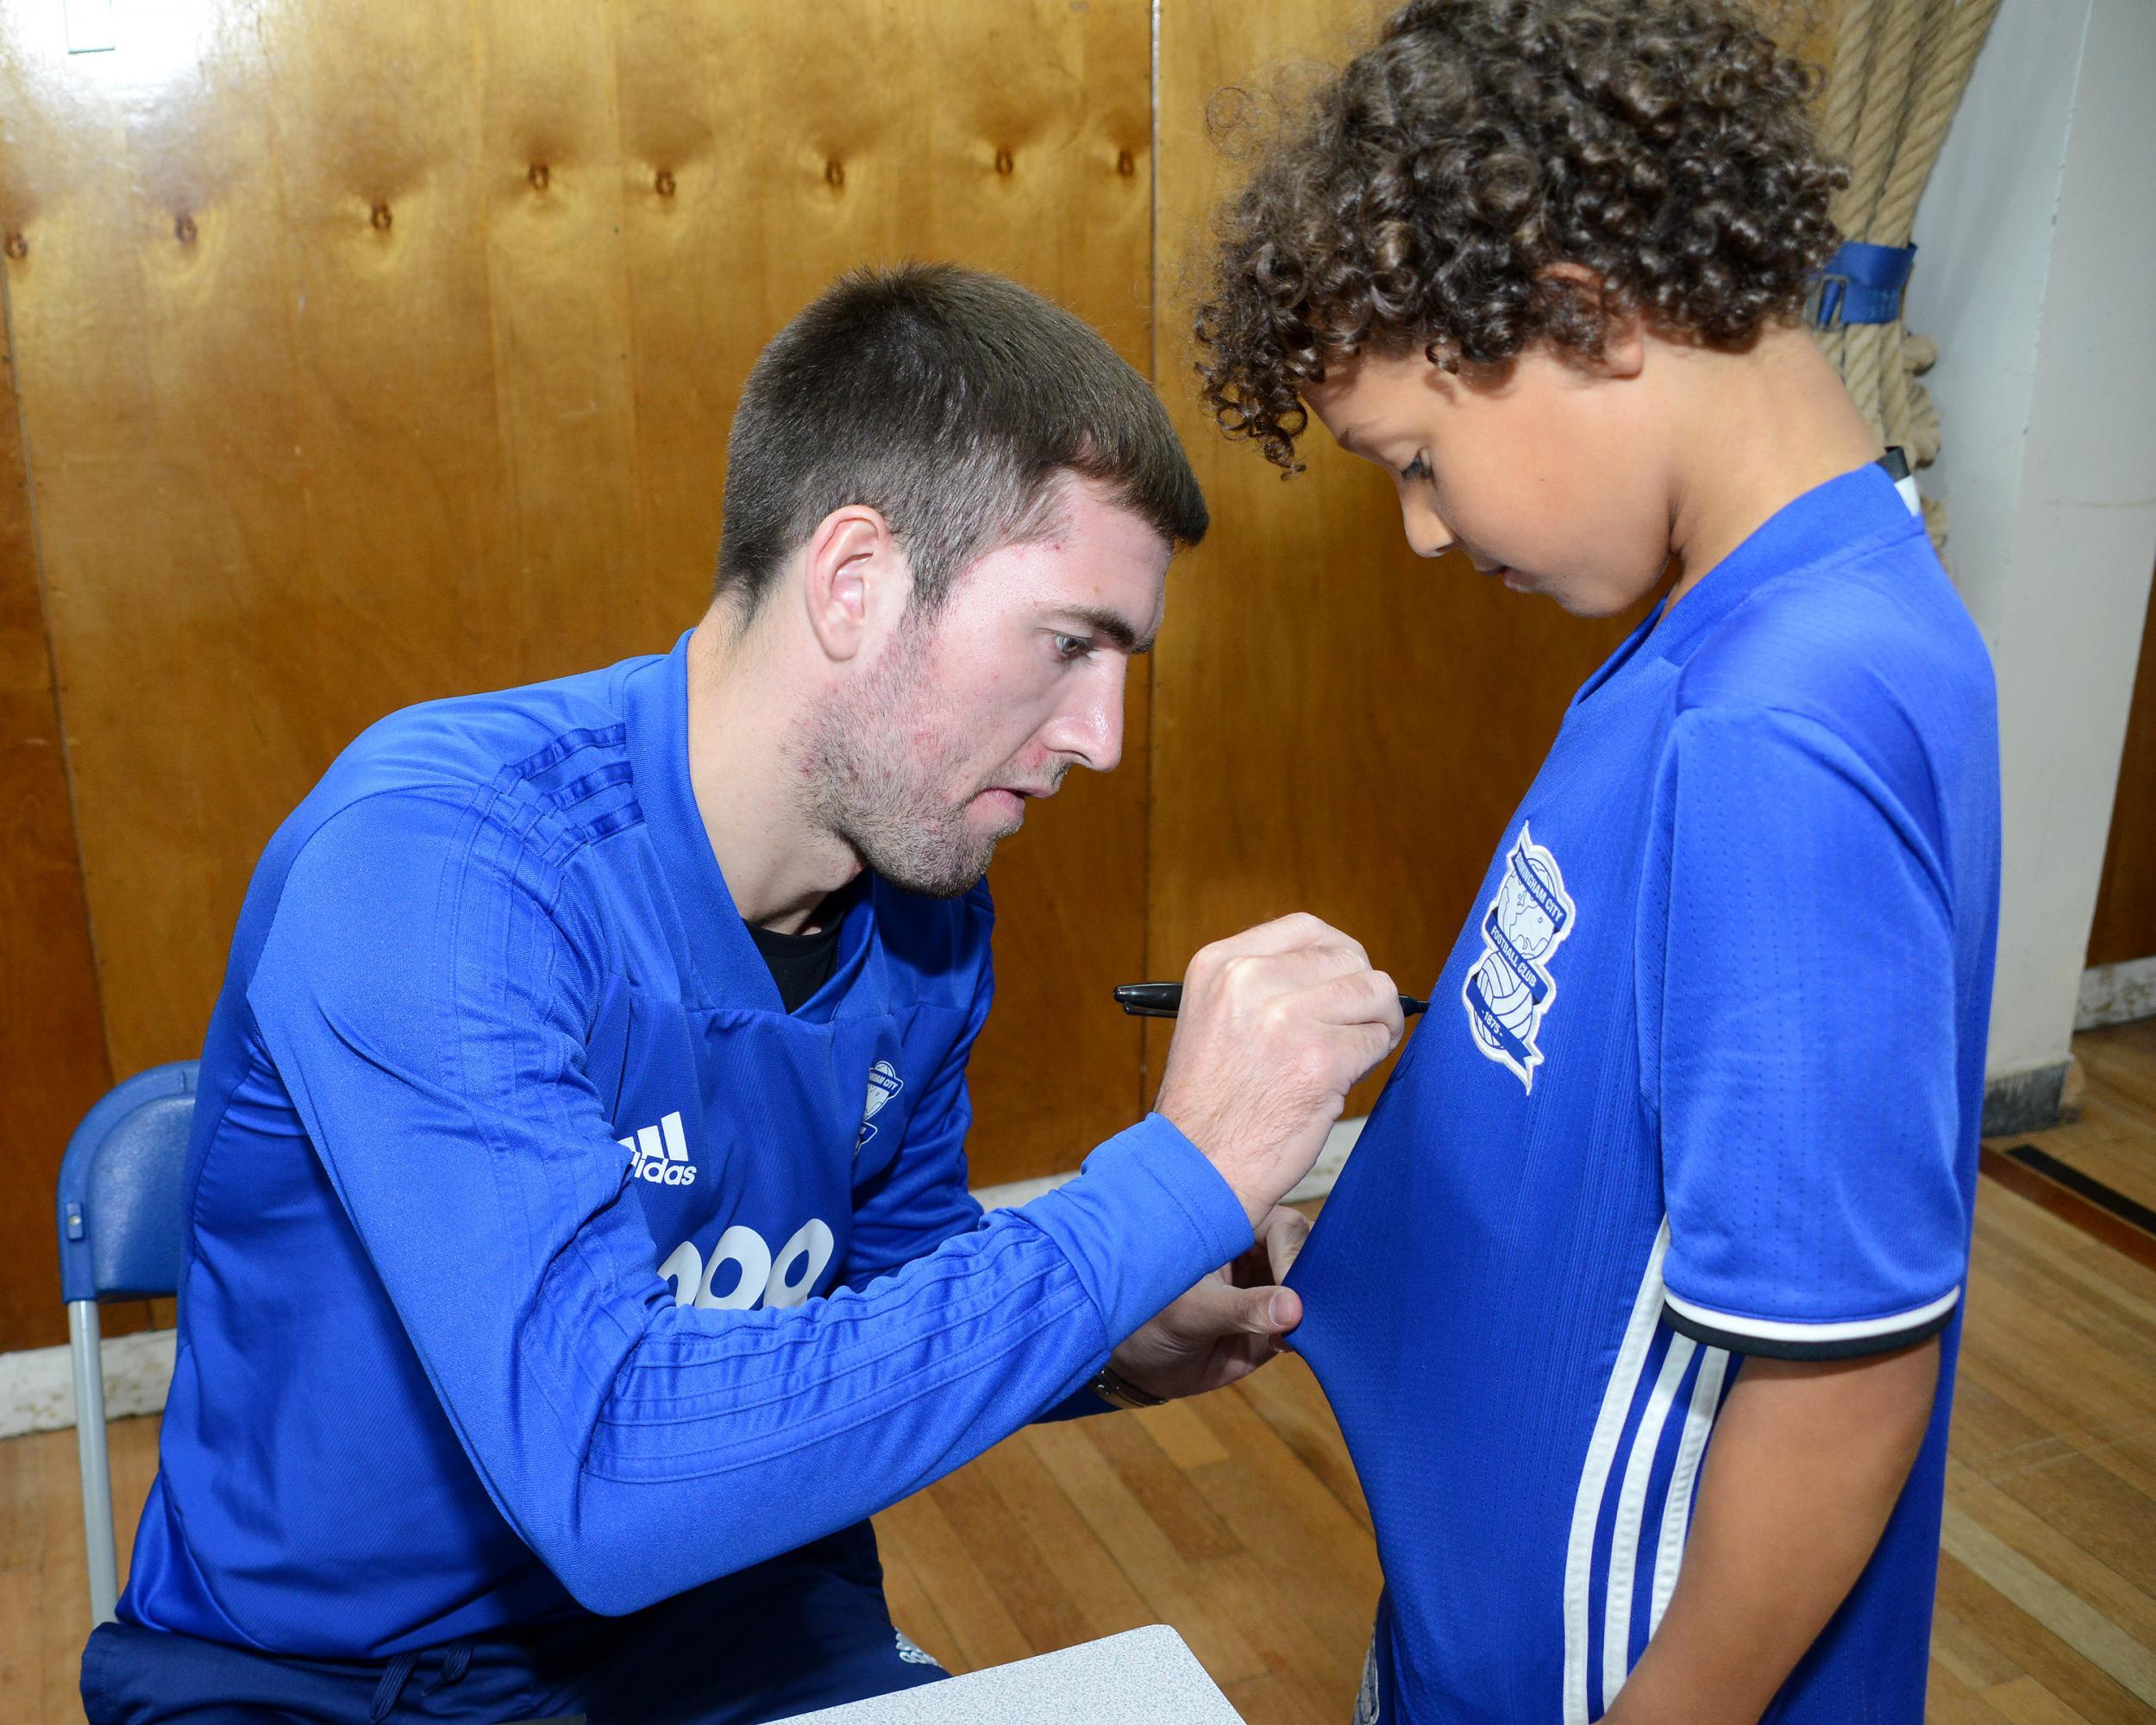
left=1195, top=3, right=2000, bottom=1721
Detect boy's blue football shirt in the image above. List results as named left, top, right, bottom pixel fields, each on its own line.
left=121, top=630, right=1251, bottom=1657
left=1290, top=464, right=2000, bottom=1724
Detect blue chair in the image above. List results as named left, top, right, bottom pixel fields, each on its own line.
left=54, top=1061, right=197, bottom=1626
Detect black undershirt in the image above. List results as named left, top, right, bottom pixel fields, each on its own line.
left=745, top=891, right=850, bottom=1013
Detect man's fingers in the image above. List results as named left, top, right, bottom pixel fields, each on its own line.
left=1312, top=971, right=1407, bottom=1082
left=1307, top=966, right=1406, bottom=1035
left=1223, top=1329, right=1283, bottom=1382
left=1258, top=1207, right=1312, bottom=1282
left=1264, top=1283, right=1303, bottom=1333
left=1181, top=1272, right=1298, bottom=1339
left=1232, top=1281, right=1297, bottom=1338
left=1185, top=919, right=1376, bottom=1001
left=1186, top=943, right=1369, bottom=1024
left=1270, top=975, right=1402, bottom=1100
left=1350, top=1015, right=1402, bottom=1079
left=1193, top=912, right=1362, bottom=965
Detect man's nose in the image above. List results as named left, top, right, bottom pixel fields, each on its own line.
left=1042, top=662, right=1127, bottom=775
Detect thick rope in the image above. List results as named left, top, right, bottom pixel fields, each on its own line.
left=1808, top=0, right=2000, bottom=554
left=1842, top=0, right=1927, bottom=233
left=1817, top=0, right=1879, bottom=167
left=1808, top=0, right=1878, bottom=387
left=1877, top=0, right=2001, bottom=237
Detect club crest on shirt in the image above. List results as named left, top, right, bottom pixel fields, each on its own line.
left=1461, top=824, right=1576, bottom=1092
left=856, top=1060, right=904, bottom=1156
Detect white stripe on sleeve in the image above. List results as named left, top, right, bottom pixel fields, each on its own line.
left=1663, top=1285, right=1959, bottom=1349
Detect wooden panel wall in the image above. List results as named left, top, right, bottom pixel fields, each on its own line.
left=2087, top=574, right=2156, bottom=969
left=0, top=0, right=1868, bottom=1355
left=1140, top=0, right=1844, bottom=1109
left=1147, top=3, right=1650, bottom=1110
left=0, top=0, right=1154, bottom=1352
left=0, top=241, right=119, bottom=1352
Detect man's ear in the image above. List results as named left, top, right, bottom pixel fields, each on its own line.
left=1539, top=262, right=1644, bottom=380
left=799, top=505, right=912, bottom=663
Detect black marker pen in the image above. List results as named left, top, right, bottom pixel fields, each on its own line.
left=1114, top=982, right=1430, bottom=1019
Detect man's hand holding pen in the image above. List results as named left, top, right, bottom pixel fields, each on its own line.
left=1151, top=914, right=1407, bottom=1232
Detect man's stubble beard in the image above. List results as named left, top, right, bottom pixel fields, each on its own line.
left=802, top=620, right=1012, bottom=900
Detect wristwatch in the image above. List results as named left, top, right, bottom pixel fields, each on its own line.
left=1090, top=1362, right=1167, bottom=1412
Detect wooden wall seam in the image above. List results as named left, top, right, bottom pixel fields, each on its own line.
left=2085, top=568, right=2156, bottom=969
left=1141, top=0, right=1162, bottom=1112
left=0, top=209, right=109, bottom=1066
left=0, top=0, right=1871, bottom=1361
left=0, top=0, right=1163, bottom=1227
left=0, top=133, right=122, bottom=1351
left=1146, top=0, right=1659, bottom=1120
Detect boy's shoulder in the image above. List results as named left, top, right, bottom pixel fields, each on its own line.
left=1673, top=514, right=1993, bottom=756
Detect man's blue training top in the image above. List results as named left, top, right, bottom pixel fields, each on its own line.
left=122, top=630, right=1252, bottom=1657
left=1289, top=464, right=2000, bottom=1724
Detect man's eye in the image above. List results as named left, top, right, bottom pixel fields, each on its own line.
left=1053, top=634, right=1092, bottom=662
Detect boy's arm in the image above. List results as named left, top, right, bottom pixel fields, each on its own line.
left=1601, top=1339, right=1940, bottom=1725
left=1633, top=699, right=1973, bottom=1714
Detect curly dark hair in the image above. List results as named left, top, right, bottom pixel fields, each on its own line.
left=1194, top=0, right=1846, bottom=470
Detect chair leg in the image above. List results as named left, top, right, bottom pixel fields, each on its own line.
left=69, top=1300, right=119, bottom=1626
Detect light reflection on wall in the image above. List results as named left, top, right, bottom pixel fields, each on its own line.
left=61, top=0, right=221, bottom=94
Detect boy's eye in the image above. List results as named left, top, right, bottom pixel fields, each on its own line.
left=1399, top=453, right=1432, bottom=484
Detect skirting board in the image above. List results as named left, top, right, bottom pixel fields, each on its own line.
left=0, top=1115, right=1372, bottom=1441
left=0, top=1326, right=174, bottom=1442
left=1981, top=1061, right=2074, bottom=1137
left=2078, top=957, right=2156, bottom=1032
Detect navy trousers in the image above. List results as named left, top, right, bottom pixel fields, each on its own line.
left=82, top=1524, right=946, bottom=1725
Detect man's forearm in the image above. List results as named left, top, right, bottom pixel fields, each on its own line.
left=1601, top=1338, right=1940, bottom=1725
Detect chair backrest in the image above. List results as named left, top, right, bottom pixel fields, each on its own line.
left=55, top=1062, right=198, bottom=1304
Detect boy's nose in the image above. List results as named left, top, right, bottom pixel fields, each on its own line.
left=1400, top=493, right=1458, bottom=561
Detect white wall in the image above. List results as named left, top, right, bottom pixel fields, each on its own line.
left=1906, top=0, right=2156, bottom=1083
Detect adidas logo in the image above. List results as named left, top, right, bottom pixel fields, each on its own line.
left=620, top=1110, right=699, bottom=1187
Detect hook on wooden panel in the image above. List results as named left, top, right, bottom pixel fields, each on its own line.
left=370, top=202, right=393, bottom=231
left=824, top=159, right=844, bottom=190
left=175, top=213, right=197, bottom=244
left=4, top=231, right=27, bottom=260
left=655, top=168, right=676, bottom=197
left=994, top=147, right=1013, bottom=176
left=1117, top=148, right=1136, bottom=178
left=529, top=163, right=550, bottom=191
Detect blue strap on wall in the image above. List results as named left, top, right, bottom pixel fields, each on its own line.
left=1809, top=240, right=1917, bottom=327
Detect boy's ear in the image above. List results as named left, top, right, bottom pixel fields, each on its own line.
left=799, top=505, right=913, bottom=664
left=1598, top=305, right=1646, bottom=380
left=1538, top=262, right=1645, bottom=380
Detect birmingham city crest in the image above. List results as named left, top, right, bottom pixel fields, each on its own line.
left=856, top=1060, right=904, bottom=1155
left=1461, top=824, right=1576, bottom=1092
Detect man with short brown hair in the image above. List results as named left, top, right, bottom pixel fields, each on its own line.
left=85, top=265, right=1405, bottom=1724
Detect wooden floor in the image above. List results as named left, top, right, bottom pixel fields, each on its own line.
left=5, top=1019, right=2155, bottom=1723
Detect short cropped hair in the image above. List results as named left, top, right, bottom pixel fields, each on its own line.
left=1194, top=0, right=1846, bottom=470
left=717, top=264, right=1209, bottom=615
